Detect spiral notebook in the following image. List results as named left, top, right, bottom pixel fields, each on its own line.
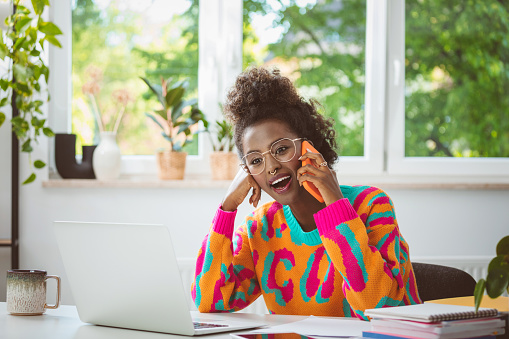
left=364, top=303, right=499, bottom=323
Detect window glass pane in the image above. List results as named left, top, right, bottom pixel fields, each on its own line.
left=72, top=0, right=199, bottom=155
left=242, top=0, right=366, bottom=156
left=405, top=1, right=509, bottom=157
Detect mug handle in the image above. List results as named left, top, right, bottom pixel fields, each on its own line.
left=44, top=275, right=61, bottom=309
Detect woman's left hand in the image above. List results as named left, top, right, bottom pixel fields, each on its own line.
left=297, top=151, right=344, bottom=206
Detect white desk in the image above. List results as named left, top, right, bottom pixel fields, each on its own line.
left=0, top=303, right=306, bottom=339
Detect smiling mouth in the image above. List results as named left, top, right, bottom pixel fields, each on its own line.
left=270, top=175, right=292, bottom=194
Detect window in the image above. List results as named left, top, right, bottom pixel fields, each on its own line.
left=404, top=1, right=509, bottom=158
left=387, top=0, right=509, bottom=176
left=243, top=0, right=366, bottom=157
left=49, top=0, right=509, bottom=180
left=71, top=0, right=199, bottom=156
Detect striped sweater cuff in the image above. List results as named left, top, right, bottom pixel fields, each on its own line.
left=314, top=198, right=359, bottom=235
left=212, top=205, right=237, bottom=239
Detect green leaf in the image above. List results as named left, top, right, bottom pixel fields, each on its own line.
left=13, top=36, right=27, bottom=51
left=190, top=107, right=205, bottom=122
left=13, top=64, right=29, bottom=82
left=488, top=255, right=509, bottom=273
left=0, top=42, right=7, bottom=60
left=485, top=268, right=509, bottom=299
left=496, top=236, right=509, bottom=256
left=11, top=116, right=25, bottom=127
left=44, top=35, right=62, bottom=48
left=165, top=87, right=185, bottom=108
left=29, top=27, right=37, bottom=42
left=473, top=279, right=486, bottom=312
left=42, top=127, right=54, bottom=137
left=0, top=112, right=5, bottom=127
left=39, top=22, right=63, bottom=36
left=31, top=0, right=47, bottom=15
left=145, top=113, right=165, bottom=131
left=33, top=65, right=42, bottom=81
left=140, top=77, right=165, bottom=108
left=177, top=125, right=191, bottom=136
left=21, top=139, right=33, bottom=153
left=184, top=98, right=198, bottom=107
left=22, top=173, right=36, bottom=185
left=15, top=17, right=32, bottom=33
left=171, top=101, right=185, bottom=122
left=41, top=65, right=49, bottom=83
left=0, top=97, right=7, bottom=107
left=170, top=79, right=188, bottom=90
left=0, top=79, right=8, bottom=91
left=31, top=116, right=43, bottom=128
left=34, top=160, right=46, bottom=169
left=161, top=132, right=173, bottom=143
left=172, top=141, right=183, bottom=152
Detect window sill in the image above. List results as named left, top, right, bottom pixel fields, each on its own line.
left=42, top=174, right=509, bottom=190
left=42, top=175, right=232, bottom=189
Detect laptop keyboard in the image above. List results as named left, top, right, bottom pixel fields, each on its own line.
left=193, top=322, right=229, bottom=329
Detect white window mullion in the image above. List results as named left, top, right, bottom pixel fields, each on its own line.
left=48, top=1, right=72, bottom=175
left=185, top=0, right=242, bottom=177
left=386, top=0, right=405, bottom=175
left=338, top=0, right=386, bottom=176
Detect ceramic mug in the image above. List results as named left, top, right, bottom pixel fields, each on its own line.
left=6, top=269, right=61, bottom=315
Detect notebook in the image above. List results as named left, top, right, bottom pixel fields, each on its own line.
left=362, top=330, right=498, bottom=339
left=53, top=221, right=266, bottom=336
left=364, top=303, right=499, bottom=323
left=370, top=317, right=505, bottom=335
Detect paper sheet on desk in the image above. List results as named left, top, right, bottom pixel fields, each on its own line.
left=249, top=316, right=371, bottom=338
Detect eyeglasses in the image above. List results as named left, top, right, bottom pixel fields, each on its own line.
left=240, top=138, right=310, bottom=175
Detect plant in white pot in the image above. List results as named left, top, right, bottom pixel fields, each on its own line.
left=0, top=0, right=62, bottom=184
left=141, top=76, right=207, bottom=180
left=207, top=117, right=238, bottom=180
left=82, top=65, right=133, bottom=180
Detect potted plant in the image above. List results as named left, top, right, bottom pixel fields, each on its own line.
left=141, top=76, right=207, bottom=180
left=207, top=117, right=238, bottom=180
left=0, top=0, right=62, bottom=184
left=474, top=235, right=509, bottom=312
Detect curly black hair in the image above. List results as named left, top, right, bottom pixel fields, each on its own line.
left=223, top=66, right=339, bottom=165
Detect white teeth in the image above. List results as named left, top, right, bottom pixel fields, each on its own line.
left=271, top=176, right=290, bottom=186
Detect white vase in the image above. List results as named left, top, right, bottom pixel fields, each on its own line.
left=93, top=132, right=121, bottom=180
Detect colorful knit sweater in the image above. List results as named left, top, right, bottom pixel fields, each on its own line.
left=192, top=185, right=421, bottom=319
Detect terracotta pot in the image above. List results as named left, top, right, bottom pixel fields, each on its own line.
left=157, top=150, right=187, bottom=180
left=210, top=152, right=239, bottom=180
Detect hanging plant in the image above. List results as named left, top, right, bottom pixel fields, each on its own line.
left=0, top=0, right=63, bottom=184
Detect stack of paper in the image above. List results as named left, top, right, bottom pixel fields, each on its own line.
left=362, top=303, right=505, bottom=339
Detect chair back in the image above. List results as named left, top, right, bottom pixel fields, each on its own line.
left=412, top=262, right=477, bottom=302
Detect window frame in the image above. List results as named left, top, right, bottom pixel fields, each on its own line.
left=49, top=0, right=244, bottom=178
left=48, top=0, right=509, bottom=182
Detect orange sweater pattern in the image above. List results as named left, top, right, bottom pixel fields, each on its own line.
left=192, top=185, right=421, bottom=319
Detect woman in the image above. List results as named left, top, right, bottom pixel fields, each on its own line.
left=192, top=67, right=421, bottom=320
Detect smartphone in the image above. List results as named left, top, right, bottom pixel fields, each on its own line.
left=301, top=140, right=324, bottom=203
left=231, top=333, right=314, bottom=339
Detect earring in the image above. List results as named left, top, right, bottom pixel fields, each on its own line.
left=269, top=169, right=277, bottom=175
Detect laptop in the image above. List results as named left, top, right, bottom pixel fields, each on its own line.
left=53, top=221, right=266, bottom=336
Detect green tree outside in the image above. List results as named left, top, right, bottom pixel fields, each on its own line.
left=71, top=0, right=509, bottom=158
left=72, top=0, right=199, bottom=155
left=243, top=0, right=509, bottom=158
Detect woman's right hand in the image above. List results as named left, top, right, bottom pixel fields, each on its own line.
left=221, top=169, right=261, bottom=211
